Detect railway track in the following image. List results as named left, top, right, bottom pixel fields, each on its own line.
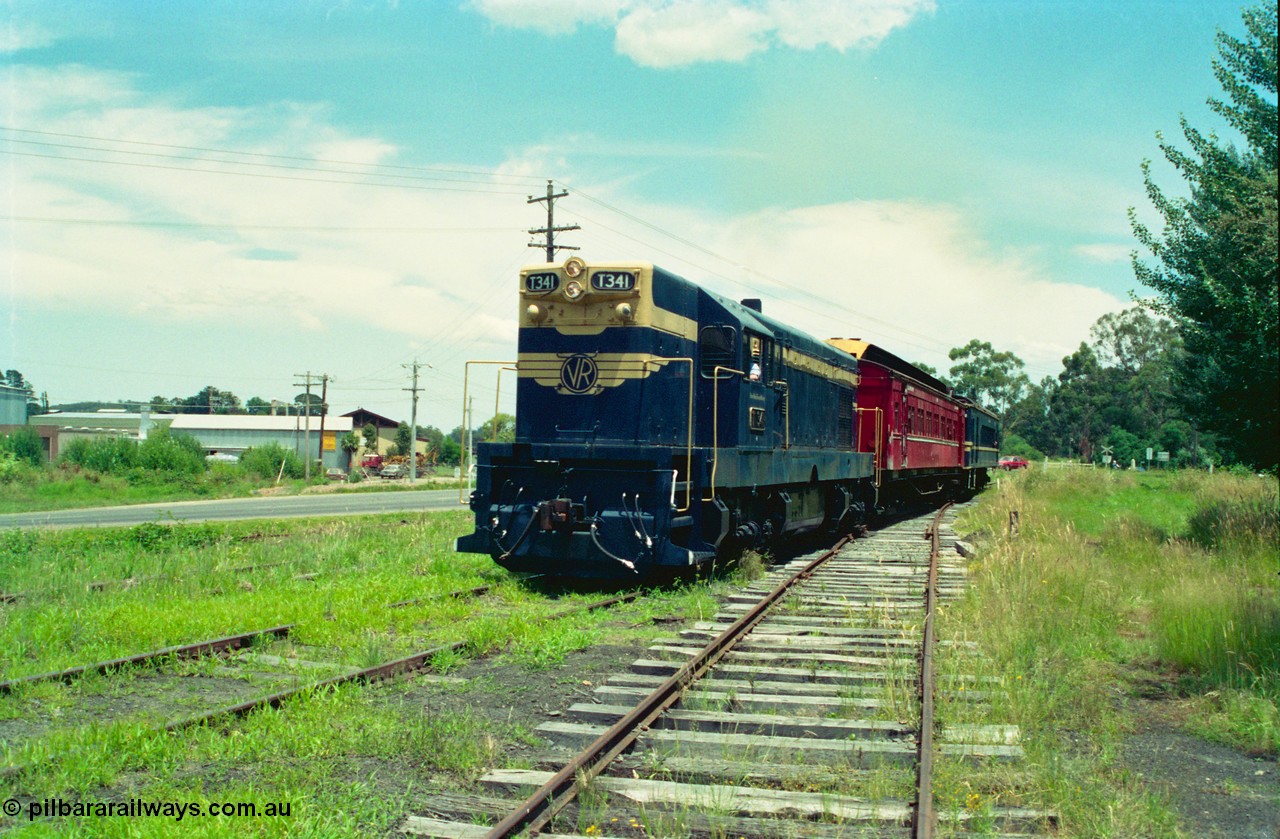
left=0, top=582, right=639, bottom=789
left=405, top=505, right=1056, bottom=838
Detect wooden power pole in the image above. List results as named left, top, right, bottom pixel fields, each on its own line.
left=527, top=180, right=580, bottom=262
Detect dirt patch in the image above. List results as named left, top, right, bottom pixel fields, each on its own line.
left=1121, top=698, right=1278, bottom=838
left=389, top=639, right=656, bottom=738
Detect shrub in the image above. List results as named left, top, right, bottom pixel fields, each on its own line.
left=0, top=451, right=35, bottom=484
left=59, top=435, right=138, bottom=473
left=240, top=442, right=303, bottom=480
left=0, top=427, right=45, bottom=466
left=1184, top=480, right=1279, bottom=550
left=137, top=428, right=205, bottom=475
left=1000, top=431, right=1044, bottom=461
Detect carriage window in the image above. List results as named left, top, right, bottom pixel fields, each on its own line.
left=699, top=325, right=737, bottom=377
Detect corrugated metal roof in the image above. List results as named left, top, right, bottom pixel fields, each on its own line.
left=170, top=415, right=353, bottom=432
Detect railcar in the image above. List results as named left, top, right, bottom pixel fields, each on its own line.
left=455, top=258, right=998, bottom=580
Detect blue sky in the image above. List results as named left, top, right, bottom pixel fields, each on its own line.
left=2, top=0, right=1250, bottom=429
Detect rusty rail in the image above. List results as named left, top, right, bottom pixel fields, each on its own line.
left=0, top=624, right=294, bottom=694
left=2, top=590, right=641, bottom=783
left=912, top=502, right=951, bottom=839
left=163, top=590, right=640, bottom=732
left=483, top=536, right=854, bottom=838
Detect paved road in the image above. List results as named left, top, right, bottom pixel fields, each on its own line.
left=0, top=489, right=468, bottom=529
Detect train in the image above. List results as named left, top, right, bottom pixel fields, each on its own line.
left=455, top=258, right=1000, bottom=580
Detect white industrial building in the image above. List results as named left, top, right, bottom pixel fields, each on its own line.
left=28, top=411, right=353, bottom=470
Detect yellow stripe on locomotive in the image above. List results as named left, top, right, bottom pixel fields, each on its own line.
left=519, top=258, right=696, bottom=339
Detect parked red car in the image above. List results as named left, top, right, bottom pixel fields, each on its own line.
left=998, top=456, right=1029, bottom=470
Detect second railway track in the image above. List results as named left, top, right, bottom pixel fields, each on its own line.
left=406, top=505, right=1056, bottom=838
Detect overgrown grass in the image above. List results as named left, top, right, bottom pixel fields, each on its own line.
left=0, top=508, right=763, bottom=836
left=935, top=468, right=1278, bottom=837
left=0, top=462, right=462, bottom=515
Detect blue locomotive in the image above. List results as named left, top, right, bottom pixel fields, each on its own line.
left=455, top=258, right=998, bottom=579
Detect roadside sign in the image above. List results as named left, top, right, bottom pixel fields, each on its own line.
left=1157, top=451, right=1170, bottom=462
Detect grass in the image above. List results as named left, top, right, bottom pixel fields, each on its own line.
left=934, top=467, right=1278, bottom=837
left=0, top=508, right=767, bottom=837
left=0, top=464, right=462, bottom=515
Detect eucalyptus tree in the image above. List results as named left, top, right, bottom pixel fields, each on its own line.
left=1130, top=3, right=1278, bottom=469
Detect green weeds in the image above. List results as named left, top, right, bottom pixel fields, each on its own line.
left=936, top=468, right=1278, bottom=836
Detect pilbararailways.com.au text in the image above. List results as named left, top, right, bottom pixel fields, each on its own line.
left=5, top=797, right=292, bottom=822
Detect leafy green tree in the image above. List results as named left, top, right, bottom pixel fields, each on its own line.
left=1004, top=377, right=1054, bottom=444
left=294, top=393, right=325, bottom=417
left=181, top=386, right=242, bottom=415
left=946, top=340, right=1030, bottom=415
left=361, top=422, right=380, bottom=452
left=240, top=442, right=303, bottom=480
left=137, top=427, right=205, bottom=475
left=0, top=427, right=45, bottom=466
left=1130, top=4, right=1278, bottom=469
left=1046, top=343, right=1111, bottom=460
left=476, top=412, right=516, bottom=443
left=340, top=431, right=360, bottom=465
left=394, top=422, right=413, bottom=456
left=437, top=435, right=462, bottom=466
left=3, top=369, right=41, bottom=416
left=244, top=397, right=272, bottom=416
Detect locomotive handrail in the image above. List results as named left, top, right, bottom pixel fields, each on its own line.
left=642, top=357, right=694, bottom=512
left=492, top=366, right=517, bottom=441
left=460, top=360, right=517, bottom=505
left=707, top=365, right=745, bottom=501
left=773, top=379, right=790, bottom=449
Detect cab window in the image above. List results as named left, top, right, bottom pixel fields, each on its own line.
left=699, top=325, right=737, bottom=377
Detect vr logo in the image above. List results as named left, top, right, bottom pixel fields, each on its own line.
left=559, top=354, right=600, bottom=394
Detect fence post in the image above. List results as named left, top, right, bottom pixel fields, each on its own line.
left=1008, top=510, right=1020, bottom=538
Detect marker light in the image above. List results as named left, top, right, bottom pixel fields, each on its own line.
left=614, top=302, right=635, bottom=322
left=564, top=281, right=584, bottom=300
left=564, top=257, right=586, bottom=278
left=526, top=304, right=546, bottom=322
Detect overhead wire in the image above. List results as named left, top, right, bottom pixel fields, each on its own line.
left=10, top=124, right=1061, bottom=393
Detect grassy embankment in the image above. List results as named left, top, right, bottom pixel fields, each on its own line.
left=0, top=465, right=466, bottom=515
left=934, top=468, right=1278, bottom=836
left=0, top=510, right=746, bottom=837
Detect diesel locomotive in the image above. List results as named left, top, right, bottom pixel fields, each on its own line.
left=455, top=257, right=1000, bottom=580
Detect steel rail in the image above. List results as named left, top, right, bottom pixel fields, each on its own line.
left=0, top=624, right=294, bottom=694
left=386, top=574, right=546, bottom=609
left=1, top=590, right=642, bottom=783
left=163, top=590, right=641, bottom=733
left=912, top=502, right=951, bottom=839
left=483, top=534, right=854, bottom=838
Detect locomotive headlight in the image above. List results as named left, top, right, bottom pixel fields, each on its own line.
left=526, top=303, right=546, bottom=323
left=564, top=257, right=586, bottom=278
left=564, top=280, right=584, bottom=300
left=614, top=302, right=635, bottom=322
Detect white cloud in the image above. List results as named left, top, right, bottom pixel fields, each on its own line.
left=1, top=19, right=57, bottom=53
left=719, top=202, right=1126, bottom=377
left=467, top=0, right=629, bottom=35
left=764, top=0, right=935, bottom=51
left=615, top=2, right=770, bottom=68
left=1074, top=243, right=1133, bottom=264
left=565, top=198, right=1125, bottom=377
left=469, top=0, right=936, bottom=67
left=6, top=63, right=1119, bottom=418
